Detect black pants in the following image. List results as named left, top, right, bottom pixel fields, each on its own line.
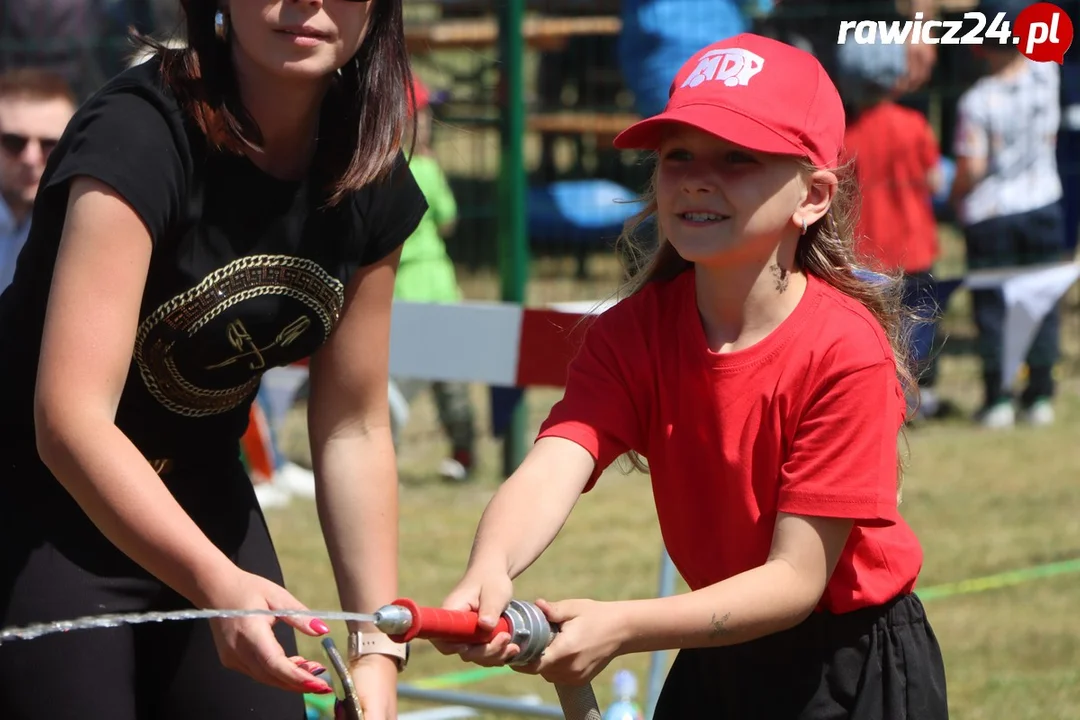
left=653, top=594, right=948, bottom=719
left=391, top=377, right=476, bottom=456
left=0, top=446, right=305, bottom=720
left=963, top=202, right=1068, bottom=407
left=903, top=271, right=941, bottom=389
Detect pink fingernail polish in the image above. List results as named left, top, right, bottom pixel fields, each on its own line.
left=304, top=679, right=333, bottom=694
left=310, top=619, right=330, bottom=634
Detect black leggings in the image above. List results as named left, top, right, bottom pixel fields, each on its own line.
left=653, top=593, right=949, bottom=719
left=0, top=449, right=305, bottom=720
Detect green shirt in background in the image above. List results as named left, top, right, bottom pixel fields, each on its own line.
left=394, top=154, right=462, bottom=304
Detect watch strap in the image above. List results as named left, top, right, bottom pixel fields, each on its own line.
left=347, top=631, right=408, bottom=671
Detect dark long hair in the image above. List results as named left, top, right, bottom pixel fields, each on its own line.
left=138, top=0, right=414, bottom=206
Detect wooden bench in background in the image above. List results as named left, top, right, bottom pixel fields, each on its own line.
left=405, top=15, right=621, bottom=53
left=527, top=111, right=642, bottom=145
left=436, top=111, right=639, bottom=140
left=423, top=0, right=622, bottom=16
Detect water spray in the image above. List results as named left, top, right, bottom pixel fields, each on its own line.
left=0, top=608, right=380, bottom=642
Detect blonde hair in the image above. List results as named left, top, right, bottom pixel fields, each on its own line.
left=612, top=158, right=920, bottom=500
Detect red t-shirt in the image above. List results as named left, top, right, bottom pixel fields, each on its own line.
left=537, top=270, right=924, bottom=614
left=843, top=102, right=940, bottom=274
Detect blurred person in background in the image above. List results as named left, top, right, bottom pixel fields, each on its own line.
left=391, top=72, right=478, bottom=483
left=836, top=40, right=945, bottom=422
left=950, top=0, right=1066, bottom=429
left=759, top=0, right=939, bottom=103
left=618, top=0, right=754, bottom=118
left=0, top=0, right=115, bottom=101
left=0, top=68, right=77, bottom=293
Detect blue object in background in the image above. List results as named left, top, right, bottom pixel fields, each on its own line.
left=527, top=180, right=645, bottom=243
left=490, top=386, right=526, bottom=438
left=933, top=156, right=956, bottom=219
left=618, top=0, right=751, bottom=116
left=603, top=669, right=645, bottom=720
left=853, top=268, right=891, bottom=285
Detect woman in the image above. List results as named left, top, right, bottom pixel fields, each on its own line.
left=0, top=1, right=425, bottom=718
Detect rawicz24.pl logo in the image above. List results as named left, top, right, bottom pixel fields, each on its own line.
left=837, top=1, right=1074, bottom=64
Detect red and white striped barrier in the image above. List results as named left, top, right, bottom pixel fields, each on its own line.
left=385, top=299, right=614, bottom=387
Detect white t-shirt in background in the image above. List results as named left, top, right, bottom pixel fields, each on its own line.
left=953, top=60, right=1062, bottom=226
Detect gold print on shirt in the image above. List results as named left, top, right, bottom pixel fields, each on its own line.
left=133, top=255, right=343, bottom=417
left=206, top=317, right=312, bottom=371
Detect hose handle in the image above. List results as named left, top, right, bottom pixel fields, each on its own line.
left=385, top=598, right=512, bottom=644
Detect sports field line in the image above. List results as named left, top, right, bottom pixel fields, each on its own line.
left=914, top=557, right=1080, bottom=601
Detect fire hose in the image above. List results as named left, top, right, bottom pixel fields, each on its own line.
left=336, top=597, right=601, bottom=720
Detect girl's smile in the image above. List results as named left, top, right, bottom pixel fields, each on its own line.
left=675, top=209, right=731, bottom=227
left=656, top=125, right=807, bottom=266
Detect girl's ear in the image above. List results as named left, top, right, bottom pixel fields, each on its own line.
left=792, top=169, right=837, bottom=233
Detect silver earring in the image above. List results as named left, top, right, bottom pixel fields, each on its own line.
left=800, top=218, right=807, bottom=235
left=215, top=10, right=228, bottom=41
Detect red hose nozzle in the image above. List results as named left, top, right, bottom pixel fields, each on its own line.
left=373, top=598, right=551, bottom=665
left=373, top=598, right=511, bottom=644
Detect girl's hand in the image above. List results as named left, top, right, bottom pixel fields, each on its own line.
left=513, top=598, right=627, bottom=686
left=346, top=654, right=399, bottom=720
left=203, top=569, right=334, bottom=694
left=431, top=568, right=518, bottom=666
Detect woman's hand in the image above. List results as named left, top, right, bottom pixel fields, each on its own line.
left=512, top=598, right=627, bottom=686
left=203, top=569, right=334, bottom=695
left=431, top=567, right=518, bottom=665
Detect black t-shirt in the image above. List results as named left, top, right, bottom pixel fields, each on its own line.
left=0, top=56, right=427, bottom=461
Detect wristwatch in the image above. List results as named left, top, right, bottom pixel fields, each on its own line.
left=347, top=631, right=409, bottom=672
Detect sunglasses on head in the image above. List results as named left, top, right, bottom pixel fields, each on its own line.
left=0, top=132, right=60, bottom=157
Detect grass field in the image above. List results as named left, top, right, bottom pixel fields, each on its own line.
left=266, top=229, right=1080, bottom=719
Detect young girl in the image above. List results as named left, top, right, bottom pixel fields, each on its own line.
left=434, top=34, right=949, bottom=718
left=0, top=1, right=421, bottom=719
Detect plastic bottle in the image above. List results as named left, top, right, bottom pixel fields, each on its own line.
left=602, top=669, right=645, bottom=720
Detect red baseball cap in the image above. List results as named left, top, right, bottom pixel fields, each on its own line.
left=612, top=33, right=845, bottom=169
